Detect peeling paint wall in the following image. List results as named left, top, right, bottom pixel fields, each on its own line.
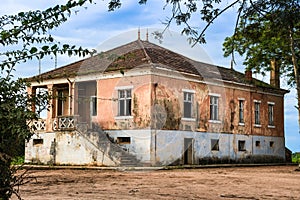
left=25, top=131, right=117, bottom=166
left=25, top=132, right=55, bottom=164
left=105, top=129, right=151, bottom=163
left=153, top=130, right=285, bottom=166
left=96, top=74, right=152, bottom=130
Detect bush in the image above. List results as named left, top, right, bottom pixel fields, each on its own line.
left=292, top=153, right=300, bottom=163
left=11, top=156, right=25, bottom=165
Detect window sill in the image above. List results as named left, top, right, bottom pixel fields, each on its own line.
left=181, top=118, right=196, bottom=122
left=114, top=116, right=133, bottom=120
left=254, top=124, right=261, bottom=128
left=238, top=122, right=245, bottom=126
left=268, top=125, right=275, bottom=129
left=209, top=120, right=221, bottom=124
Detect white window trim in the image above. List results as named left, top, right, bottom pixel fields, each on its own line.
left=209, top=93, right=221, bottom=97
left=238, top=122, right=245, bottom=126
left=182, top=118, right=196, bottom=122
left=268, top=102, right=275, bottom=105
left=268, top=125, right=276, bottom=129
left=209, top=120, right=222, bottom=124
left=115, top=85, right=134, bottom=90
left=238, top=97, right=245, bottom=100
left=254, top=100, right=261, bottom=103
left=182, top=89, right=195, bottom=93
left=254, top=124, right=262, bottom=128
left=114, top=116, right=133, bottom=120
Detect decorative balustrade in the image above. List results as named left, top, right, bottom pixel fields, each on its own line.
left=53, top=116, right=77, bottom=131
left=31, top=118, right=46, bottom=132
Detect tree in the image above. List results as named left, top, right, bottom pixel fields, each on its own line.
left=222, top=0, right=300, bottom=128
left=0, top=0, right=94, bottom=199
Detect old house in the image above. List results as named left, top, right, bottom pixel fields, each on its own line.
left=25, top=37, right=288, bottom=166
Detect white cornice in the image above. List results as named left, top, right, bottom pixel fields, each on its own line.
left=28, top=67, right=285, bottom=97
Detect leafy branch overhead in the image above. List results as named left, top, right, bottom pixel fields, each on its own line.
left=0, top=0, right=95, bottom=70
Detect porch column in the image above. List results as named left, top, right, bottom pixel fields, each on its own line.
left=27, top=86, right=36, bottom=113
left=47, top=84, right=54, bottom=132
left=68, top=81, right=75, bottom=116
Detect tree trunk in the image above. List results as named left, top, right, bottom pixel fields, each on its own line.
left=289, top=28, right=300, bottom=132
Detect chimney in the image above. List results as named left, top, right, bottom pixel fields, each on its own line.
left=138, top=28, right=141, bottom=40
left=245, top=69, right=252, bottom=81
left=270, top=59, right=280, bottom=88
left=146, top=28, right=149, bottom=42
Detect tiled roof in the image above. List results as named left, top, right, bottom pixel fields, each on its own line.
left=28, top=40, right=288, bottom=94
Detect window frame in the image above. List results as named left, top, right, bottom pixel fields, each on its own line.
left=268, top=102, right=275, bottom=128
left=238, top=140, right=246, bottom=151
left=211, top=139, right=220, bottom=151
left=254, top=100, right=261, bottom=126
left=183, top=91, right=193, bottom=119
left=118, top=89, right=132, bottom=117
left=209, top=94, right=220, bottom=122
left=238, top=98, right=245, bottom=125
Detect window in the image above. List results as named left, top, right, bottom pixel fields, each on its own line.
left=91, top=96, right=97, bottom=116
left=117, top=137, right=131, bottom=144
left=183, top=92, right=193, bottom=118
left=210, top=96, right=219, bottom=121
left=33, top=139, right=43, bottom=146
left=254, top=101, right=260, bottom=125
left=118, top=89, right=132, bottom=116
left=211, top=139, right=219, bottom=151
left=268, top=103, right=274, bottom=126
left=238, top=140, right=246, bottom=151
left=270, top=141, right=274, bottom=148
left=239, top=100, right=244, bottom=124
left=255, top=141, right=261, bottom=147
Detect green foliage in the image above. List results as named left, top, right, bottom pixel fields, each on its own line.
left=0, top=0, right=94, bottom=70
left=223, top=0, right=300, bottom=85
left=0, top=70, right=43, bottom=199
left=292, top=153, right=300, bottom=163
left=11, top=156, right=24, bottom=166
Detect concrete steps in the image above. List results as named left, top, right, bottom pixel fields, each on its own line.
left=78, top=124, right=142, bottom=167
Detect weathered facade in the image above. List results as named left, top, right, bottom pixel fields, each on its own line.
left=25, top=39, right=288, bottom=166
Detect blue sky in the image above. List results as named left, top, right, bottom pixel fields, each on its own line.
left=1, top=0, right=299, bottom=152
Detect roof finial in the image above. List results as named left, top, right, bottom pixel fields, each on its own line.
left=146, top=28, right=149, bottom=42
left=138, top=27, right=141, bottom=40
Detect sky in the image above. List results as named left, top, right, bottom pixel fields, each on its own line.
left=1, top=0, right=299, bottom=152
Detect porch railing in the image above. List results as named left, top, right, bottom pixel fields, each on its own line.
left=53, top=116, right=77, bottom=131
left=30, top=118, right=46, bottom=132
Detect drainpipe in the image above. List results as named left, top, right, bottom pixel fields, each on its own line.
left=154, top=83, right=158, bottom=165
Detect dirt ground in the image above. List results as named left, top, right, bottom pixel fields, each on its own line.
left=12, top=165, right=300, bottom=200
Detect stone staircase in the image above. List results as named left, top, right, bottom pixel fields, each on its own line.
left=76, top=123, right=142, bottom=167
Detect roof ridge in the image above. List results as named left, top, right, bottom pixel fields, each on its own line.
left=137, top=39, right=152, bottom=63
